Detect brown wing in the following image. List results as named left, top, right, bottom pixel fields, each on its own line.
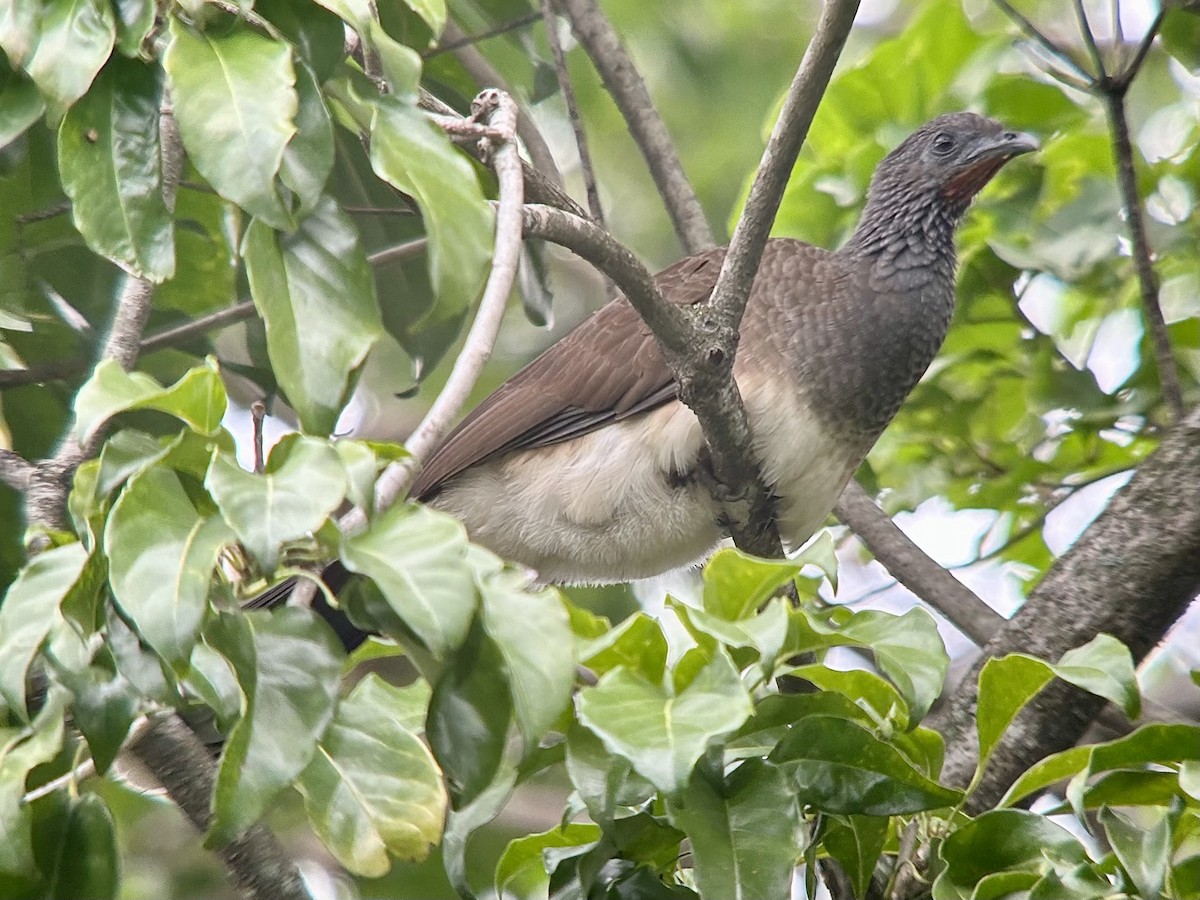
left=411, top=246, right=728, bottom=498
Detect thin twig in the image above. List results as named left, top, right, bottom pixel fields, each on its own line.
left=682, top=0, right=860, bottom=559
left=418, top=88, right=587, bottom=217
left=251, top=401, right=267, bottom=474
left=363, top=89, right=527, bottom=520
left=1072, top=0, right=1107, bottom=80
left=1111, top=0, right=1125, bottom=70
left=1103, top=89, right=1184, bottom=420
left=555, top=0, right=715, bottom=253
left=424, top=11, right=542, bottom=57
left=440, top=20, right=564, bottom=189
left=1113, top=9, right=1163, bottom=91
left=540, top=0, right=605, bottom=226
left=834, top=480, right=1006, bottom=646
left=22, top=715, right=154, bottom=804
left=0, top=449, right=35, bottom=491
left=992, top=0, right=1095, bottom=84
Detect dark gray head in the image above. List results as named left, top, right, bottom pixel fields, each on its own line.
left=846, top=112, right=1037, bottom=262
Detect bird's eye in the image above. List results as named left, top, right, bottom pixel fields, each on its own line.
left=931, top=132, right=956, bottom=155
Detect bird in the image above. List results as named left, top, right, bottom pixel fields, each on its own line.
left=403, top=112, right=1037, bottom=585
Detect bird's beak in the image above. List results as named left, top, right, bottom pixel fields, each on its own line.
left=968, top=130, right=1040, bottom=164
left=942, top=130, right=1039, bottom=202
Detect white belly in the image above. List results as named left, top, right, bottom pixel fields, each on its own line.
left=430, top=383, right=859, bottom=584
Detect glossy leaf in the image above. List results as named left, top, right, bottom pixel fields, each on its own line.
left=340, top=503, right=476, bottom=658
left=495, top=823, right=602, bottom=900
left=112, top=0, right=153, bottom=56
left=205, top=436, right=347, bottom=571
left=0, top=542, right=87, bottom=715
left=770, top=716, right=961, bottom=815
left=104, top=465, right=234, bottom=669
left=43, top=793, right=118, bottom=900
left=666, top=760, right=801, bottom=900
left=478, top=570, right=575, bottom=747
left=576, top=648, right=752, bottom=795
left=0, top=692, right=67, bottom=883
left=257, top=0, right=346, bottom=82
left=369, top=98, right=493, bottom=369
left=243, top=196, right=383, bottom=435
left=977, top=635, right=1141, bottom=781
left=298, top=674, right=447, bottom=877
left=1000, top=723, right=1200, bottom=808
left=701, top=549, right=803, bottom=619
left=822, top=815, right=889, bottom=900
left=579, top=612, right=669, bottom=683
left=564, top=723, right=654, bottom=826
left=164, top=17, right=295, bottom=228
left=209, top=608, right=343, bottom=845
left=21, top=0, right=115, bottom=109
left=0, top=64, right=44, bottom=149
left=58, top=56, right=173, bottom=281
left=1101, top=806, right=1170, bottom=900
left=933, top=810, right=1088, bottom=900
left=72, top=358, right=226, bottom=446
left=278, top=59, right=333, bottom=217
left=427, top=622, right=512, bottom=806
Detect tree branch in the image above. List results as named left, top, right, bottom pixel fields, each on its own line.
left=0, top=449, right=35, bottom=492
left=1071, top=0, right=1107, bottom=80
left=360, top=90, right=527, bottom=521
left=129, top=715, right=311, bottom=900
left=678, top=0, right=860, bottom=559
left=541, top=0, right=605, bottom=227
left=440, top=19, right=564, bottom=189
left=418, top=88, right=586, bottom=218
left=931, top=403, right=1200, bottom=810
left=1102, top=49, right=1184, bottom=422
left=834, top=479, right=1006, bottom=647
left=424, top=11, right=542, bottom=58
left=554, top=0, right=715, bottom=253
left=992, top=0, right=1096, bottom=85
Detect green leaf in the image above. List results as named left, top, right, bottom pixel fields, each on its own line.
left=479, top=571, right=575, bottom=748
left=576, top=647, right=753, bottom=795
left=666, top=759, right=801, bottom=900
left=369, top=98, right=493, bottom=369
left=0, top=691, right=67, bottom=884
left=770, top=716, right=961, bottom=815
left=673, top=597, right=790, bottom=674
left=399, top=0, right=446, bottom=37
left=279, top=59, right=333, bottom=217
left=822, top=815, right=889, bottom=900
left=340, top=504, right=476, bottom=658
left=932, top=809, right=1088, bottom=900
left=787, top=606, right=948, bottom=724
left=57, top=666, right=139, bottom=775
left=443, top=764, right=517, bottom=899
left=1000, top=723, right=1200, bottom=808
left=112, top=0, right=154, bottom=57
left=58, top=56, right=173, bottom=281
left=43, top=794, right=118, bottom=900
left=256, top=0, right=346, bottom=82
left=495, top=823, right=602, bottom=900
left=209, top=608, right=343, bottom=845
left=1101, top=806, right=1170, bottom=900
left=104, top=465, right=234, bottom=670
left=334, top=439, right=378, bottom=515
left=21, top=0, right=115, bottom=109
left=205, top=436, right=347, bottom=571
left=788, top=664, right=909, bottom=730
left=977, top=635, right=1141, bottom=784
left=72, top=358, right=226, bottom=446
left=564, top=723, right=654, bottom=826
left=0, top=63, right=44, bottom=149
left=164, top=16, right=295, bottom=228
left=298, top=674, right=447, bottom=877
left=427, top=621, right=512, bottom=806
left=579, top=612, right=669, bottom=683
left=701, top=548, right=802, bottom=620
left=0, top=543, right=88, bottom=716
left=243, top=196, right=383, bottom=435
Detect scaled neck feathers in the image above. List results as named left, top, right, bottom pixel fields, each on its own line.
left=840, top=167, right=967, bottom=290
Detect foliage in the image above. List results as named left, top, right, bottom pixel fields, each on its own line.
left=0, top=0, right=1197, bottom=899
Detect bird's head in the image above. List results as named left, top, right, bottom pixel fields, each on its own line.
left=870, top=112, right=1038, bottom=212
